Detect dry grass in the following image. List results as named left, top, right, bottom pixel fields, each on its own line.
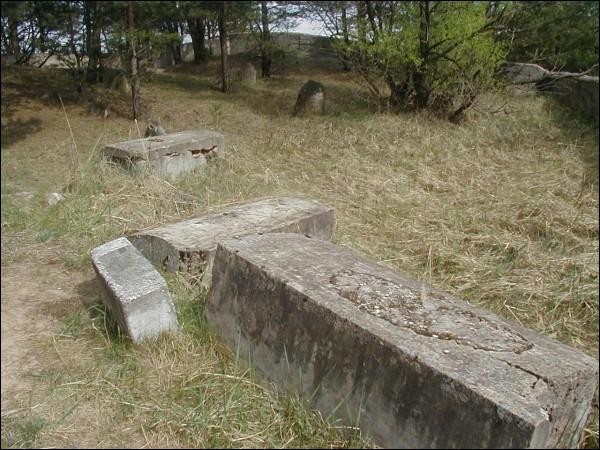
left=1, top=61, right=598, bottom=448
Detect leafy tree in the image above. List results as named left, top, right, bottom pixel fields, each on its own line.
left=299, top=1, right=352, bottom=70
left=250, top=1, right=294, bottom=78
left=506, top=1, right=599, bottom=73
left=181, top=1, right=217, bottom=63
left=311, top=1, right=510, bottom=122
left=1, top=1, right=71, bottom=65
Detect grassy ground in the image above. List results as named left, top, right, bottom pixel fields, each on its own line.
left=1, top=59, right=598, bottom=448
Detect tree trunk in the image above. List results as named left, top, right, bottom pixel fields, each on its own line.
left=218, top=1, right=230, bottom=92
left=128, top=1, right=140, bottom=120
left=38, top=24, right=47, bottom=52
left=66, top=1, right=83, bottom=93
left=386, top=74, right=411, bottom=110
left=84, top=1, right=91, bottom=54
left=415, top=1, right=431, bottom=108
left=9, top=16, right=20, bottom=56
left=86, top=1, right=103, bottom=83
left=364, top=1, right=379, bottom=40
left=340, top=3, right=351, bottom=71
left=260, top=0, right=272, bottom=78
left=355, top=1, right=367, bottom=45
left=188, top=18, right=207, bottom=63
left=166, top=21, right=183, bottom=65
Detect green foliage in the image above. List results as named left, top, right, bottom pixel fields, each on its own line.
left=1, top=415, right=47, bottom=448
left=507, top=1, right=599, bottom=72
left=341, top=1, right=508, bottom=121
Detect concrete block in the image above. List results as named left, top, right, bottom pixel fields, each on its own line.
left=91, top=237, right=179, bottom=342
left=205, top=233, right=598, bottom=449
left=103, top=129, right=224, bottom=178
left=128, top=197, right=335, bottom=286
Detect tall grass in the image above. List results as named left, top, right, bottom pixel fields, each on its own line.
left=1, top=63, right=597, bottom=448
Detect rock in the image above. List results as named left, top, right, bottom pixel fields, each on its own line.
left=108, top=72, right=131, bottom=95
left=293, top=80, right=325, bottom=116
left=47, top=192, right=64, bottom=206
left=15, top=191, right=34, bottom=200
left=128, top=196, right=334, bottom=287
left=103, top=129, right=224, bottom=179
left=237, top=62, right=257, bottom=85
left=205, top=232, right=599, bottom=449
left=144, top=119, right=167, bottom=137
left=91, top=237, right=179, bottom=342
left=86, top=96, right=110, bottom=118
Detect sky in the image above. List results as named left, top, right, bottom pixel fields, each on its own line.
left=290, top=18, right=328, bottom=36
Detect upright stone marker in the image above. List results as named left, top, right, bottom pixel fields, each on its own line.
left=293, top=80, right=325, bottom=116
left=128, top=197, right=334, bottom=286
left=237, top=62, right=257, bottom=85
left=103, top=129, right=224, bottom=178
left=205, top=233, right=598, bottom=449
left=91, top=237, right=179, bottom=342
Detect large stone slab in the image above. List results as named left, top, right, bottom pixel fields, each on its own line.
left=205, top=233, right=599, bottom=449
left=128, top=197, right=335, bottom=285
left=103, top=129, right=224, bottom=178
left=91, top=237, right=179, bottom=342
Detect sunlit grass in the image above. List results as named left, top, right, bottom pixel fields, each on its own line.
left=1, top=62, right=597, bottom=448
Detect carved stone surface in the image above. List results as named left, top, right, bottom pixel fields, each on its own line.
left=128, top=197, right=335, bottom=286
left=103, top=129, right=224, bottom=178
left=205, top=232, right=599, bottom=449
left=91, top=237, right=179, bottom=342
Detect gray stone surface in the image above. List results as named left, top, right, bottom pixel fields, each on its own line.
left=108, top=72, right=130, bottom=95
left=91, top=237, right=179, bottom=342
left=504, top=62, right=549, bottom=83
left=205, top=233, right=599, bottom=449
left=144, top=120, right=167, bottom=137
left=293, top=80, right=325, bottom=116
left=103, top=130, right=224, bottom=178
left=504, top=62, right=599, bottom=123
left=237, top=62, right=257, bottom=85
left=46, top=192, right=64, bottom=206
left=128, top=197, right=335, bottom=286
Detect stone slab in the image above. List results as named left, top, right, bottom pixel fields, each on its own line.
left=103, top=129, right=224, bottom=178
left=128, top=197, right=335, bottom=285
left=205, top=233, right=599, bottom=449
left=91, top=237, right=179, bottom=342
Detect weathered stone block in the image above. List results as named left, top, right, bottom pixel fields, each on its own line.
left=91, top=237, right=179, bottom=342
left=205, top=233, right=598, bottom=449
left=237, top=62, right=257, bottom=85
left=293, top=80, right=325, bottom=116
left=103, top=129, right=224, bottom=178
left=128, top=197, right=335, bottom=286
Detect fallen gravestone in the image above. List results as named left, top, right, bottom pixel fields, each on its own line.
left=91, top=237, right=179, bottom=342
left=293, top=80, right=325, bottom=116
left=103, top=129, right=224, bottom=178
left=128, top=197, right=334, bottom=286
left=205, top=233, right=599, bottom=449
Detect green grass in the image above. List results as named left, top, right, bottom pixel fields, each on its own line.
left=1, top=62, right=598, bottom=448
left=1, top=415, right=47, bottom=448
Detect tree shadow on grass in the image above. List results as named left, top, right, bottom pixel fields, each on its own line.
left=543, top=97, right=599, bottom=190
left=210, top=74, right=376, bottom=120
left=0, top=116, right=43, bottom=148
left=145, top=56, right=376, bottom=120
left=1, top=65, right=137, bottom=136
